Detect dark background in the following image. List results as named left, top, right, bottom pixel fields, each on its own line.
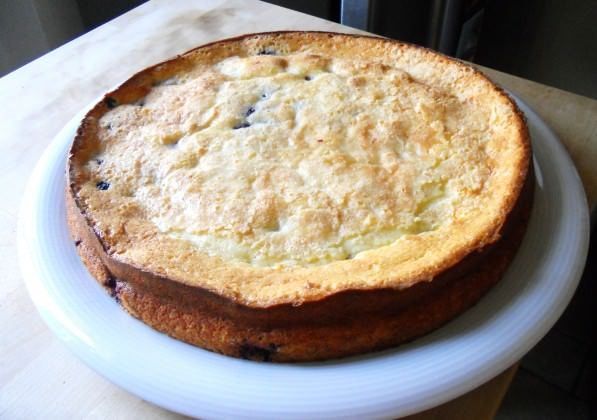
left=70, top=0, right=597, bottom=100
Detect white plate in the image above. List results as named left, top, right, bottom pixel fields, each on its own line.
left=19, top=97, right=589, bottom=419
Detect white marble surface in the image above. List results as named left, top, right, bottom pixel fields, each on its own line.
left=1, top=0, right=596, bottom=418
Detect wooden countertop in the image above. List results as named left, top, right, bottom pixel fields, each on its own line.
left=1, top=0, right=595, bottom=418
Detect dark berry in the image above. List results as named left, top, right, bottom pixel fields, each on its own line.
left=261, top=93, right=268, bottom=99
left=304, top=75, right=312, bottom=81
left=105, top=97, right=118, bottom=109
left=106, top=277, right=116, bottom=289
left=238, top=342, right=278, bottom=362
left=96, top=181, right=110, bottom=190
left=96, top=158, right=104, bottom=165
left=257, top=48, right=276, bottom=55
left=74, top=240, right=82, bottom=246
left=106, top=277, right=120, bottom=300
left=233, top=122, right=251, bottom=129
left=245, top=106, right=255, bottom=117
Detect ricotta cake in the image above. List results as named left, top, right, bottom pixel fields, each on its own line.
left=67, top=32, right=533, bottom=362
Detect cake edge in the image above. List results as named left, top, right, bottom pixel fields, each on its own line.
left=65, top=166, right=534, bottom=362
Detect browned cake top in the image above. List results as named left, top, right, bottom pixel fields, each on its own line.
left=69, top=32, right=530, bottom=307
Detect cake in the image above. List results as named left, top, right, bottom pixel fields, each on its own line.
left=67, top=32, right=532, bottom=362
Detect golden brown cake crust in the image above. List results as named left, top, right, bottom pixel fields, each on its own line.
left=68, top=31, right=530, bottom=308
left=67, top=32, right=532, bottom=361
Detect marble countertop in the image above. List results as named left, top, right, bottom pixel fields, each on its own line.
left=1, top=0, right=595, bottom=418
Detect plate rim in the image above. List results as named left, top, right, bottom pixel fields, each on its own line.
left=18, top=96, right=590, bottom=419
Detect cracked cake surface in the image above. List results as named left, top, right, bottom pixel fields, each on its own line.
left=68, top=32, right=530, bottom=317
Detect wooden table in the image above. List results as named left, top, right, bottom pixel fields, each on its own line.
left=1, top=0, right=595, bottom=418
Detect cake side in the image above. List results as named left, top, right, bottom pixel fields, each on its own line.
left=66, top=165, right=533, bottom=361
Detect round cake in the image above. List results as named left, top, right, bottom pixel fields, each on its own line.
left=67, top=32, right=532, bottom=362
